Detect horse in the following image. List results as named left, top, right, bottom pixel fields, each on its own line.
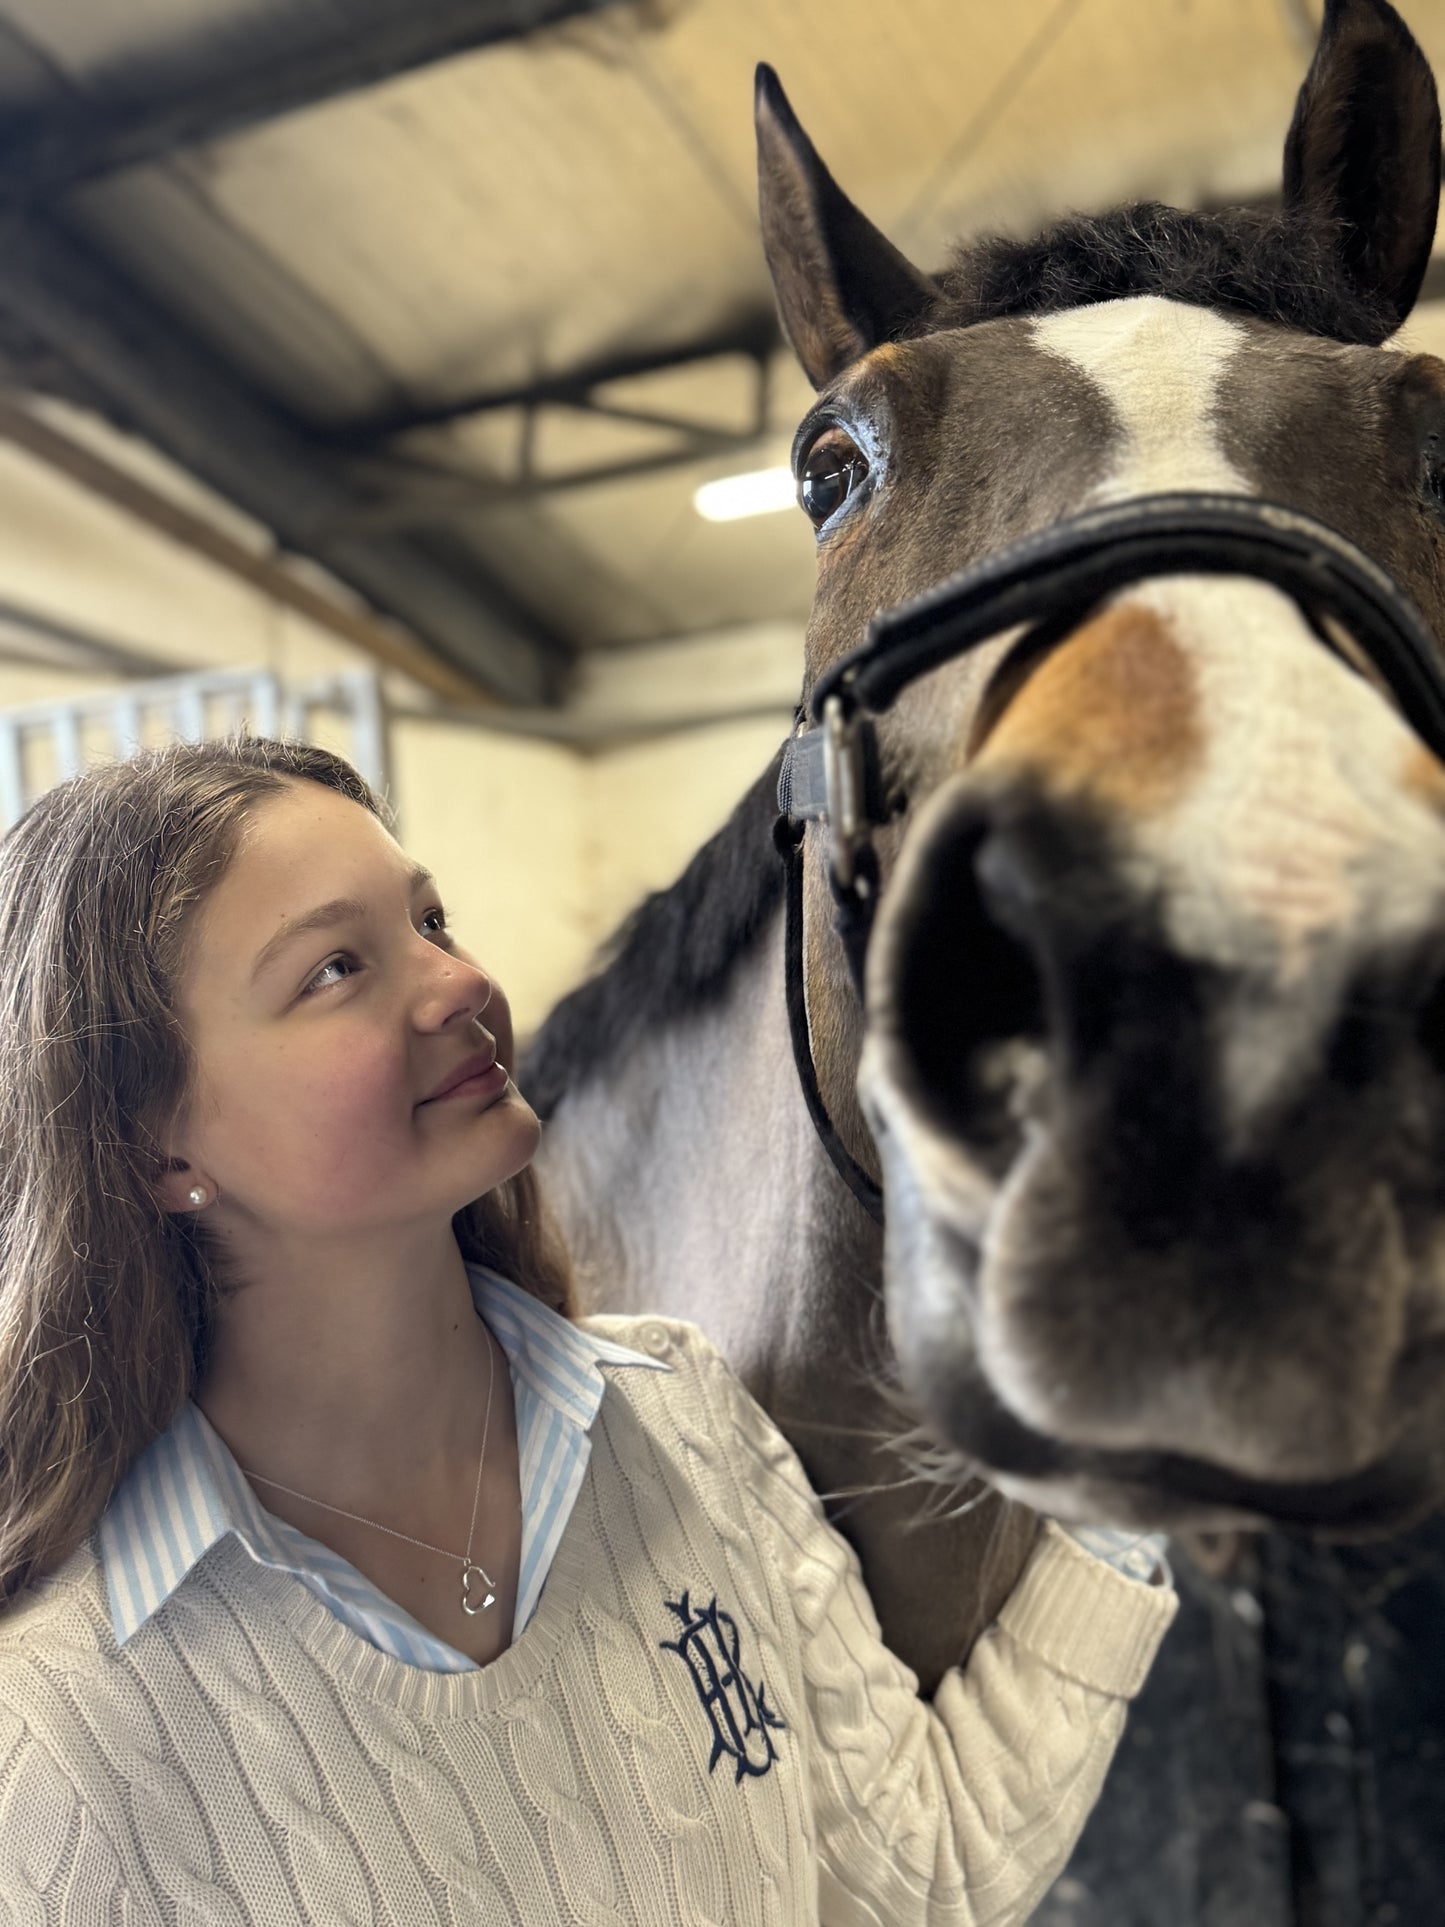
left=525, top=0, right=1445, bottom=1741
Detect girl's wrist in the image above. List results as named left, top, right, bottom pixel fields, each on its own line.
left=1063, top=1523, right=1172, bottom=1587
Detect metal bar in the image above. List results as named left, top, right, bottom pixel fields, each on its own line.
left=330, top=318, right=780, bottom=447
left=342, top=669, right=391, bottom=798
left=546, top=396, right=752, bottom=442
left=1, top=666, right=394, bottom=821
left=281, top=692, right=310, bottom=741
left=3, top=666, right=310, bottom=731
left=0, top=214, right=564, bottom=705
left=0, top=718, right=23, bottom=828
left=247, top=673, right=281, bottom=740
left=50, top=705, right=82, bottom=779
left=174, top=683, right=207, bottom=743
left=0, top=0, right=628, bottom=203
left=111, top=694, right=143, bottom=756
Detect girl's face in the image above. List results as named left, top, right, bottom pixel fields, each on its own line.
left=160, top=781, right=540, bottom=1243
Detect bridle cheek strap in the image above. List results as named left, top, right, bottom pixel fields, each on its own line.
left=772, top=811, right=884, bottom=1222
left=772, top=490, right=1445, bottom=1227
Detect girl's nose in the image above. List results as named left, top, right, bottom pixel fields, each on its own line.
left=417, top=953, right=494, bottom=1033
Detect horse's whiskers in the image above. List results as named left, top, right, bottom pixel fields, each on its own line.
left=781, top=1414, right=913, bottom=1448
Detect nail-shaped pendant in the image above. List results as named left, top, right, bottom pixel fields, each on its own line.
left=461, top=1562, right=496, bottom=1615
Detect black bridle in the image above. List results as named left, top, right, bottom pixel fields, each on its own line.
left=772, top=490, right=1445, bottom=1225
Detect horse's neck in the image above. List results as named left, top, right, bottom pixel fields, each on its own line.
left=535, top=912, right=1038, bottom=1690
left=537, top=919, right=847, bottom=1341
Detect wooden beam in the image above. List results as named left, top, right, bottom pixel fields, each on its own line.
left=0, top=212, right=563, bottom=704
left=0, top=395, right=496, bottom=709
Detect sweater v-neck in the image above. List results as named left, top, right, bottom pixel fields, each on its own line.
left=195, top=1433, right=600, bottom=1723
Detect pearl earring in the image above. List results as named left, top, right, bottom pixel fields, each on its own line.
left=187, top=1186, right=206, bottom=1208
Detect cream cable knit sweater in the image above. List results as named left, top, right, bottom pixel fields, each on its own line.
left=0, top=1315, right=1176, bottom=1926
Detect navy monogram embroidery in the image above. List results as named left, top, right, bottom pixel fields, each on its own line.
left=661, top=1591, right=787, bottom=1782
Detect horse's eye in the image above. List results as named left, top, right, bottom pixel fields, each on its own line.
left=1424, top=431, right=1445, bottom=514
left=798, top=428, right=870, bottom=528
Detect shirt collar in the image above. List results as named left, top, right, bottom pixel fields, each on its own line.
left=99, top=1264, right=666, bottom=1648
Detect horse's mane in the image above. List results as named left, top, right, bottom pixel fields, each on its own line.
left=929, top=202, right=1398, bottom=346
left=521, top=747, right=785, bottom=1115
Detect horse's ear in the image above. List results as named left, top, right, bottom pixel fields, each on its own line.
left=1282, top=0, right=1441, bottom=337
left=755, top=64, right=937, bottom=389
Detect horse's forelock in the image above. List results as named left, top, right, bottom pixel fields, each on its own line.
left=928, top=203, right=1401, bottom=347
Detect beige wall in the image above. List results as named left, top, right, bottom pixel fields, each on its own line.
left=0, top=401, right=797, bottom=1041
left=391, top=712, right=785, bottom=1041
left=0, top=402, right=425, bottom=715
left=390, top=717, right=588, bottom=1037
left=578, top=717, right=782, bottom=953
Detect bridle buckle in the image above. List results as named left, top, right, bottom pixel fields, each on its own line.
left=821, top=693, right=869, bottom=894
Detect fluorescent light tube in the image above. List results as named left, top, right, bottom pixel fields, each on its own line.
left=693, top=466, right=797, bottom=521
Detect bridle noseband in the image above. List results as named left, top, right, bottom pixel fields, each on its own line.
left=773, top=490, right=1445, bottom=1225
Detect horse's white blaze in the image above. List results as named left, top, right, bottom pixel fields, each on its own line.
left=1139, top=573, right=1445, bottom=1141
left=1027, top=298, right=1445, bottom=1144
left=1032, top=295, right=1248, bottom=502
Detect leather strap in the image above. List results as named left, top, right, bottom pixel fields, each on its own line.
left=813, top=493, right=1445, bottom=753
left=773, top=813, right=883, bottom=1222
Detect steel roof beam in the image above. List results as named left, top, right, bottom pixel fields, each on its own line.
left=331, top=317, right=782, bottom=447
left=0, top=0, right=628, bottom=203
left=0, top=212, right=564, bottom=704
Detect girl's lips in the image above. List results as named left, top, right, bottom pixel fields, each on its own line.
left=425, top=1060, right=509, bottom=1104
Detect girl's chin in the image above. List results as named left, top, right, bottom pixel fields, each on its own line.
left=463, top=1090, right=542, bottom=1180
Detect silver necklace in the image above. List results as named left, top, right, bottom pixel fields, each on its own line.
left=239, top=1328, right=498, bottom=1616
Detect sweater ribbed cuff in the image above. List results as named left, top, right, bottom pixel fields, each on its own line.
left=995, top=1520, right=1179, bottom=1698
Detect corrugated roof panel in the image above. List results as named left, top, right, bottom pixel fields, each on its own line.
left=64, top=164, right=411, bottom=422
left=67, top=19, right=763, bottom=414
left=11, top=0, right=1445, bottom=671
left=0, top=1, right=414, bottom=99
left=58, top=0, right=1404, bottom=426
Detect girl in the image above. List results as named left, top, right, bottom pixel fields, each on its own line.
left=0, top=736, right=1175, bottom=1925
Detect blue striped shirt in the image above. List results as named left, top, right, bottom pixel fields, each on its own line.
left=98, top=1266, right=669, bottom=1672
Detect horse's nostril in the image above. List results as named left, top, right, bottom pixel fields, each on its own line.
left=885, top=810, right=1047, bottom=1164
left=975, top=826, right=1049, bottom=934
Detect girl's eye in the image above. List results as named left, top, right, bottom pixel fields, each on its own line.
left=300, top=909, right=451, bottom=997
left=304, top=953, right=357, bottom=996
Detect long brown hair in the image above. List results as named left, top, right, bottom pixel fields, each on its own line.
left=0, top=736, right=573, bottom=1609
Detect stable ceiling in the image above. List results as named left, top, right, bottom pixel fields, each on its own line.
left=0, top=0, right=1442, bottom=711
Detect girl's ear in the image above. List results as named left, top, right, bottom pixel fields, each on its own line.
left=154, top=1156, right=208, bottom=1216
left=754, top=63, right=938, bottom=389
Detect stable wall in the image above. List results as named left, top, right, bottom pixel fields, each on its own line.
left=391, top=712, right=786, bottom=1041
left=0, top=402, right=385, bottom=710
left=0, top=401, right=793, bottom=1042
